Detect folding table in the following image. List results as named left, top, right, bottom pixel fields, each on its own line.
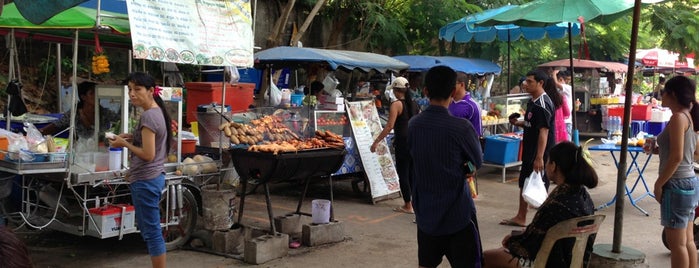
left=588, top=144, right=655, bottom=216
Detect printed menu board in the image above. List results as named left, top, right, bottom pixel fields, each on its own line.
left=346, top=100, right=400, bottom=200
left=126, top=0, right=253, bottom=67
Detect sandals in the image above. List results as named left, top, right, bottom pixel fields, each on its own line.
left=393, top=207, right=415, bottom=214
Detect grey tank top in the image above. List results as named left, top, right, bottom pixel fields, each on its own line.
left=658, top=112, right=697, bottom=179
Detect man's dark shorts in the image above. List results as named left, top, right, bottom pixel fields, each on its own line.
left=417, top=224, right=478, bottom=268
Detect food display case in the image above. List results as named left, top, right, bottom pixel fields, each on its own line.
left=313, top=110, right=351, bottom=137
left=483, top=93, right=530, bottom=134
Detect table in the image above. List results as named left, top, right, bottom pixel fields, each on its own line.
left=589, top=144, right=655, bottom=216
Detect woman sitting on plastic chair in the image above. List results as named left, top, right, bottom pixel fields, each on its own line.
left=483, top=141, right=599, bottom=267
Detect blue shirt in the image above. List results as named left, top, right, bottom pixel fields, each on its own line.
left=448, top=92, right=482, bottom=136
left=408, top=105, right=483, bottom=235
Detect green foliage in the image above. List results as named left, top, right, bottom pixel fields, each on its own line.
left=648, top=1, right=699, bottom=57
left=38, top=55, right=83, bottom=77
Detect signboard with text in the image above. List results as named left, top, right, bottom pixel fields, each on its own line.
left=346, top=100, right=401, bottom=202
left=126, top=0, right=253, bottom=67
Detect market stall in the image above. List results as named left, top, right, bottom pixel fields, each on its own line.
left=0, top=0, right=254, bottom=251
left=250, top=47, right=411, bottom=203
left=538, top=58, right=631, bottom=135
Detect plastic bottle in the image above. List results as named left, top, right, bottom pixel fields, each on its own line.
left=109, top=147, right=123, bottom=171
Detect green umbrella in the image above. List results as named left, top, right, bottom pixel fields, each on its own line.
left=478, top=0, right=636, bottom=27
left=0, top=2, right=129, bottom=34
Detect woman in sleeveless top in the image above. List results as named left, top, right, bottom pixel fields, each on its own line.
left=652, top=75, right=699, bottom=268
left=371, top=77, right=419, bottom=214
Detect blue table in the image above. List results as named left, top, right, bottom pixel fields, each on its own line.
left=589, top=144, right=655, bottom=216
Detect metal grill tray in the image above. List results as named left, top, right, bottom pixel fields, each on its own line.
left=229, top=148, right=346, bottom=184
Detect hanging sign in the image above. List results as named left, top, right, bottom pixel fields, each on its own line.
left=346, top=100, right=401, bottom=201
left=126, top=0, right=253, bottom=67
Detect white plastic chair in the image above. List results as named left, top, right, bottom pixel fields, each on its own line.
left=531, top=214, right=606, bottom=268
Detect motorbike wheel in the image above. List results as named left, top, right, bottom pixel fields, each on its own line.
left=161, top=188, right=198, bottom=250
left=661, top=222, right=699, bottom=250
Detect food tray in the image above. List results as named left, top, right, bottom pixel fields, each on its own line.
left=0, top=159, right=66, bottom=171
left=229, top=148, right=346, bottom=184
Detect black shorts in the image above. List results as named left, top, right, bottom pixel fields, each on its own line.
left=417, top=224, right=479, bottom=268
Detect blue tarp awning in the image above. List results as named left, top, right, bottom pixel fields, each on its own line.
left=393, top=55, right=501, bottom=75
left=254, top=46, right=409, bottom=73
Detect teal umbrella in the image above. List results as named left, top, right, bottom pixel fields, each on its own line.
left=476, top=0, right=654, bottom=144
left=477, top=0, right=665, bottom=256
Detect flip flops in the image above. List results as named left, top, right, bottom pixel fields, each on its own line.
left=393, top=207, right=415, bottom=214
left=499, top=219, right=526, bottom=227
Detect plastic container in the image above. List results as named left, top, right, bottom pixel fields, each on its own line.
left=181, top=139, right=196, bottom=154
left=94, top=152, right=109, bottom=172
left=631, top=104, right=651, bottom=120
left=109, top=147, right=123, bottom=170
left=290, top=94, right=304, bottom=107
left=607, top=107, right=625, bottom=121
left=484, top=135, right=521, bottom=165
left=311, top=199, right=331, bottom=224
left=184, top=82, right=255, bottom=122
left=647, top=121, right=667, bottom=136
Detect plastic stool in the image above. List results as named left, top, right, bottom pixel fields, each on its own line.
left=630, top=120, right=646, bottom=137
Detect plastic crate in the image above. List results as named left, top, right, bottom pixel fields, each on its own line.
left=631, top=104, right=651, bottom=120
left=607, top=106, right=625, bottom=121
left=647, top=121, right=667, bottom=136
left=184, top=82, right=255, bottom=123
left=484, top=135, right=521, bottom=165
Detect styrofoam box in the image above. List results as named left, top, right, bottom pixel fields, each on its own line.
left=650, top=108, right=672, bottom=122
left=320, top=103, right=345, bottom=112
left=88, top=204, right=136, bottom=237
left=319, top=95, right=344, bottom=105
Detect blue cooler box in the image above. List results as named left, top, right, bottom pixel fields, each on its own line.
left=484, top=135, right=521, bottom=165
left=647, top=121, right=667, bottom=136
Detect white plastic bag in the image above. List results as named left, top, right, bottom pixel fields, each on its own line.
left=269, top=83, right=282, bottom=106
left=522, top=171, right=548, bottom=208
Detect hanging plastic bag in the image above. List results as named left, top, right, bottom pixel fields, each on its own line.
left=467, top=176, right=478, bottom=199
left=522, top=171, right=547, bottom=208
left=225, top=66, right=240, bottom=84
left=269, top=83, right=282, bottom=106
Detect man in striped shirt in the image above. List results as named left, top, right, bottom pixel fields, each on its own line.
left=409, top=66, right=484, bottom=268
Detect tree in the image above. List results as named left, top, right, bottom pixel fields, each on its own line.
left=647, top=0, right=699, bottom=58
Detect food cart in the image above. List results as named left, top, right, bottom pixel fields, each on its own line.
left=0, top=0, right=255, bottom=251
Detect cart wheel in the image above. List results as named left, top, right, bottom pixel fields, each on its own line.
left=161, top=188, right=198, bottom=250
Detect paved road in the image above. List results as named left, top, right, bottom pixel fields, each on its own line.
left=14, top=149, right=676, bottom=267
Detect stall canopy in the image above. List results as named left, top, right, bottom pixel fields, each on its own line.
left=635, top=48, right=696, bottom=73
left=254, top=46, right=409, bottom=73
left=393, top=55, right=501, bottom=75
left=538, top=58, right=629, bottom=73
left=0, top=2, right=130, bottom=47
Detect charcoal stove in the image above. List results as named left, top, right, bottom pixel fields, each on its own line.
left=229, top=148, right=346, bottom=233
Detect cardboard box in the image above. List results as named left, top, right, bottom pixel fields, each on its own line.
left=88, top=204, right=136, bottom=237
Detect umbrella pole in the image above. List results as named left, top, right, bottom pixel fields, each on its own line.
left=507, top=30, right=511, bottom=91
left=613, top=0, right=643, bottom=254
left=568, top=23, right=578, bottom=145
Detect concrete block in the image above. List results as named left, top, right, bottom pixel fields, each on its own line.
left=212, top=228, right=245, bottom=255
left=302, top=221, right=345, bottom=247
left=274, top=213, right=312, bottom=239
left=589, top=244, right=648, bottom=268
left=243, top=233, right=289, bottom=264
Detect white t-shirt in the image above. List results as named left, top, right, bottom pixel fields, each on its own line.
left=559, top=84, right=573, bottom=124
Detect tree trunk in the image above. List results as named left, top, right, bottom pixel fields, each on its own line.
left=290, top=0, right=326, bottom=46
left=266, top=0, right=297, bottom=48
left=326, top=7, right=351, bottom=48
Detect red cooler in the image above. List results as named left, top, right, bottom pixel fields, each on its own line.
left=184, top=82, right=254, bottom=123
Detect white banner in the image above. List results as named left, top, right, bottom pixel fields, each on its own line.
left=346, top=100, right=401, bottom=199
left=126, top=0, right=253, bottom=67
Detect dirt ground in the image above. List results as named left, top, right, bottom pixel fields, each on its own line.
left=9, top=149, right=679, bottom=267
